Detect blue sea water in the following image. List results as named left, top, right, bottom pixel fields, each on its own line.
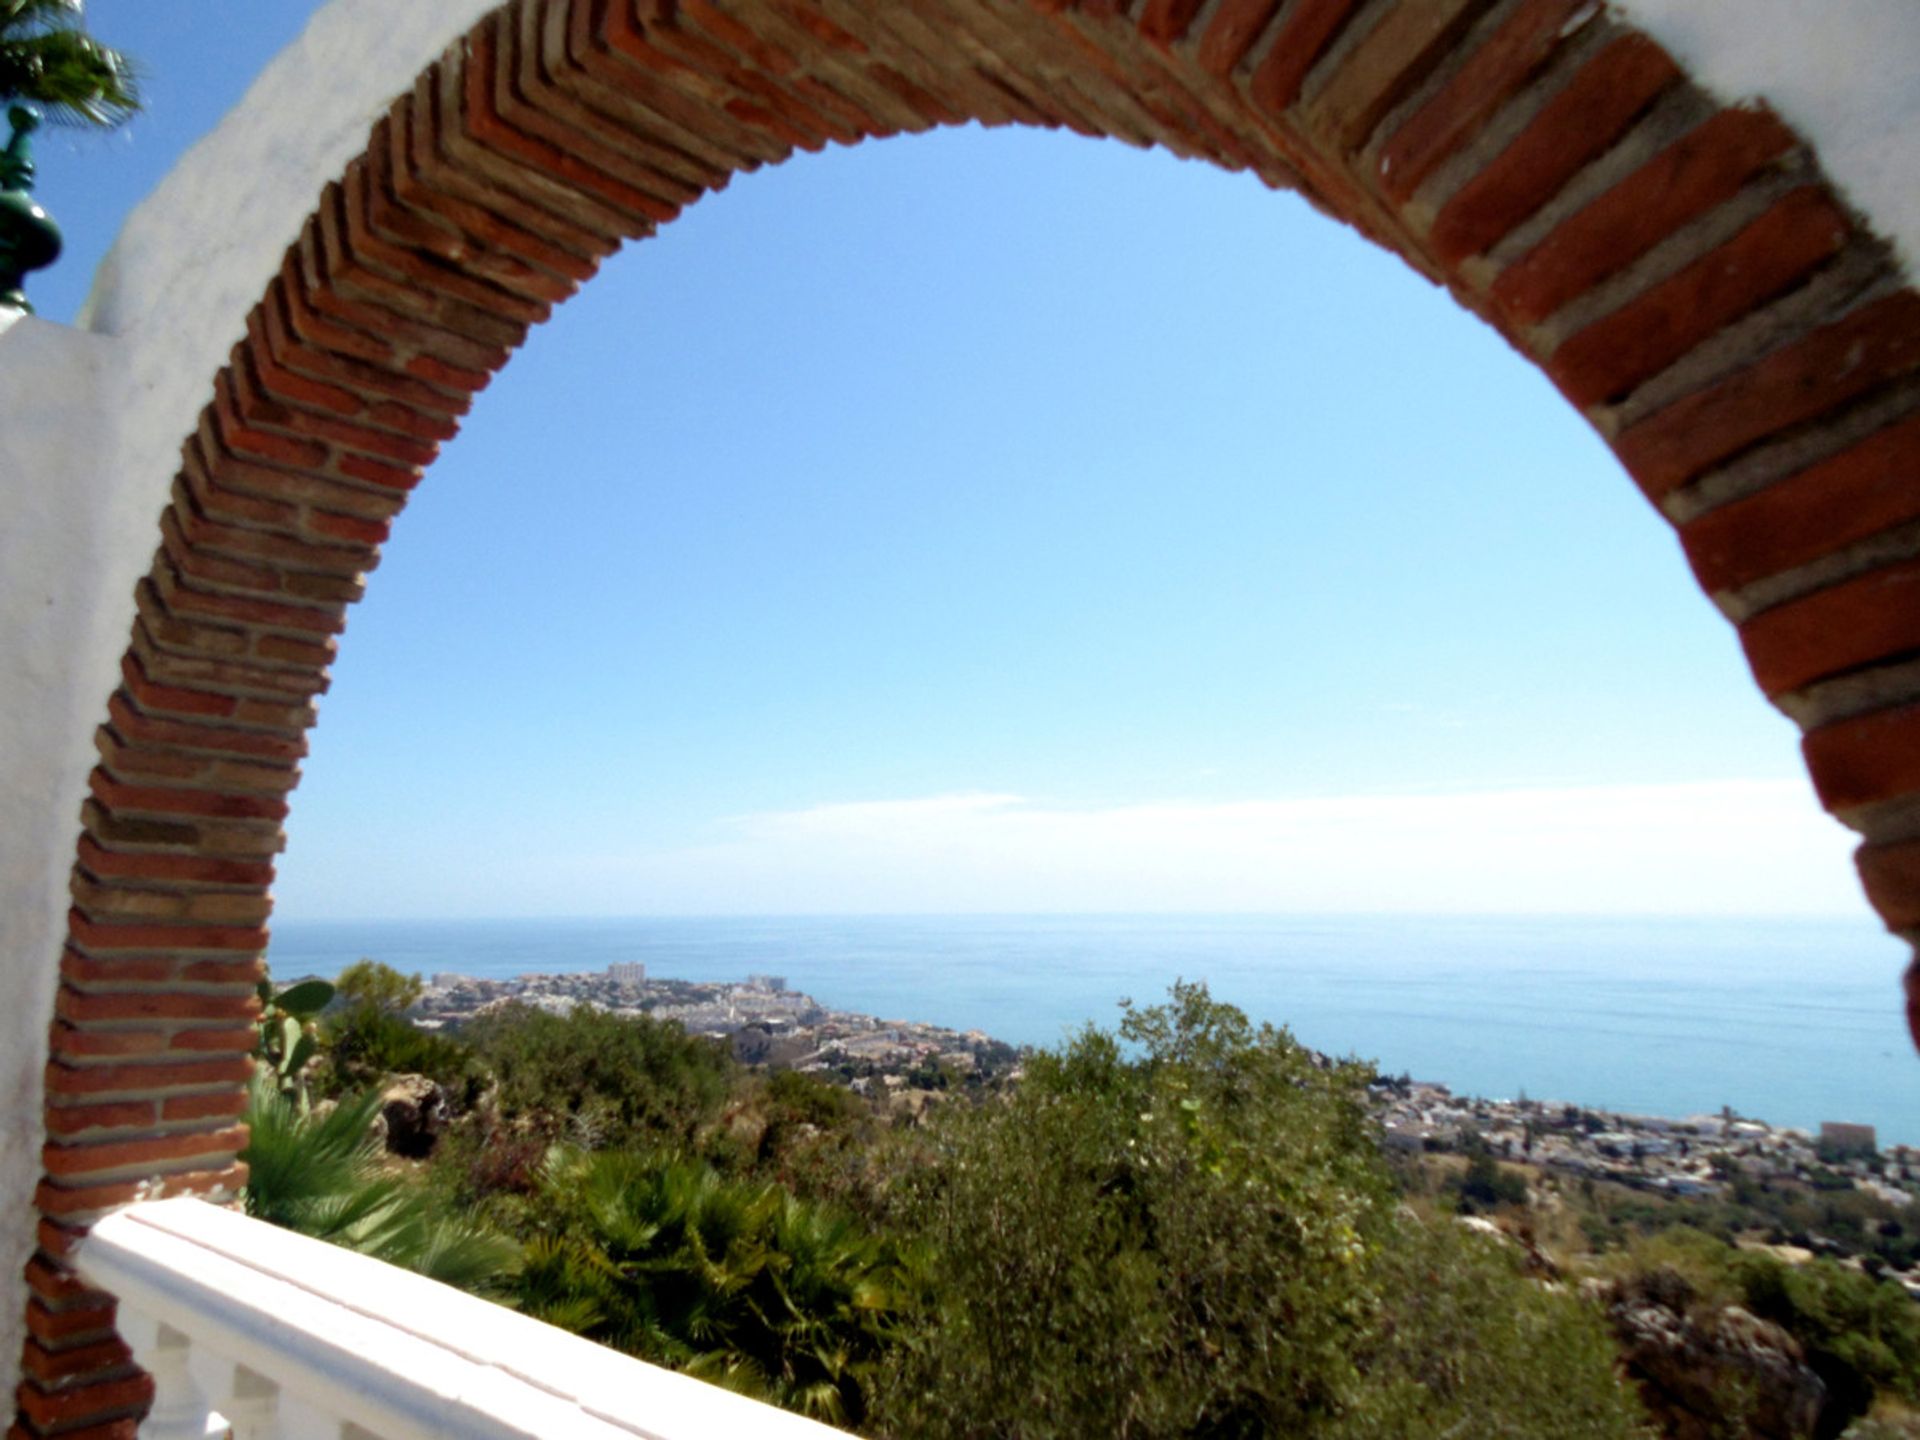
left=267, top=913, right=1919, bottom=1145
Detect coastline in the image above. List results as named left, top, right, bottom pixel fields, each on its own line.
left=267, top=911, right=1917, bottom=1145
left=392, top=964, right=1920, bottom=1224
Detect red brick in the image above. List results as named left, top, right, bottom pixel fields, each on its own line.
left=24, top=1299, right=115, bottom=1348
left=128, top=636, right=329, bottom=708
left=67, top=905, right=269, bottom=955
left=58, top=950, right=176, bottom=986
left=42, top=1125, right=248, bottom=1180
left=1493, top=104, right=1799, bottom=325
left=34, top=1163, right=246, bottom=1220
left=151, top=566, right=346, bottom=638
left=16, top=1372, right=153, bottom=1429
left=77, top=835, right=276, bottom=888
left=1195, top=0, right=1283, bottom=76
left=1861, top=839, right=1920, bottom=932
left=92, top=735, right=202, bottom=785
left=251, top=633, right=336, bottom=669
left=1803, top=702, right=1920, bottom=812
left=308, top=509, right=391, bottom=546
left=302, top=214, right=514, bottom=375
left=43, top=1056, right=255, bottom=1099
left=339, top=156, right=555, bottom=328
left=465, top=19, right=676, bottom=226
left=42, top=1101, right=157, bottom=1138
left=161, top=1090, right=249, bottom=1124
left=54, top=990, right=259, bottom=1028
left=1430, top=33, right=1680, bottom=265
left=1139, top=0, right=1208, bottom=46
left=36, top=1219, right=89, bottom=1263
left=1302, top=0, right=1486, bottom=155
left=169, top=1023, right=261, bottom=1051
left=159, top=515, right=283, bottom=595
left=45, top=1025, right=253, bottom=1066
left=319, top=181, right=533, bottom=355
left=1378, top=0, right=1590, bottom=202
left=1618, top=290, right=1920, bottom=500
left=260, top=275, right=469, bottom=421
left=384, top=108, right=603, bottom=285
left=9, top=1418, right=139, bottom=1440
left=1738, top=558, right=1920, bottom=696
left=106, top=693, right=306, bottom=763
left=20, top=1337, right=133, bottom=1387
left=117, top=655, right=237, bottom=722
left=23, top=1257, right=106, bottom=1311
left=1680, top=412, right=1920, bottom=594
left=1242, top=0, right=1365, bottom=117
left=405, top=352, right=493, bottom=394
left=230, top=343, right=439, bottom=474
left=241, top=309, right=365, bottom=418
left=1548, top=187, right=1852, bottom=407
left=211, top=370, right=333, bottom=473
left=86, top=773, right=289, bottom=825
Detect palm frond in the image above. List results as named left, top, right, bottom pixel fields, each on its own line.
left=0, top=9, right=138, bottom=128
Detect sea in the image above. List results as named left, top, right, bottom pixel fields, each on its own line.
left=267, top=913, right=1919, bottom=1146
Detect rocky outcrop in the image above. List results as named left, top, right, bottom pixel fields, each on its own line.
left=377, top=1074, right=451, bottom=1159
left=1604, top=1268, right=1826, bottom=1440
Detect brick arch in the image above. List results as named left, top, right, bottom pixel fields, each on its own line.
left=21, top=0, right=1920, bottom=1431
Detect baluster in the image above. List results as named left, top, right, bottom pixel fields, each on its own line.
left=221, top=1367, right=281, bottom=1440
left=114, top=1312, right=217, bottom=1440
left=277, top=1393, right=351, bottom=1440
left=189, top=1349, right=282, bottom=1440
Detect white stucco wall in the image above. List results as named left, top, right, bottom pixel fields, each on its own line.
left=0, top=0, right=499, bottom=1398
left=1, top=0, right=1918, bottom=1401
left=1616, top=0, right=1920, bottom=278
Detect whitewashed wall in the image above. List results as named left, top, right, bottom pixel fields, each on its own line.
left=0, top=0, right=1916, bottom=1400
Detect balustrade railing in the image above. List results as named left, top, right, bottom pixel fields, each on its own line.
left=73, top=1198, right=851, bottom=1439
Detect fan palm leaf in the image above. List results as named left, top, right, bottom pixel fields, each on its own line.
left=0, top=0, right=137, bottom=127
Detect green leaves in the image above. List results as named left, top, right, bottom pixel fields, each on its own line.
left=867, top=983, right=1650, bottom=1439
left=0, top=1, right=138, bottom=128
left=253, top=977, right=337, bottom=1107
left=240, top=1077, right=521, bottom=1291
left=519, top=1149, right=906, bottom=1427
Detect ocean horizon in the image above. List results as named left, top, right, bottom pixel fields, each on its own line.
left=267, top=912, right=1918, bottom=1146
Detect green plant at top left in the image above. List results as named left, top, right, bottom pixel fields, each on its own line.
left=0, top=2, right=139, bottom=310
left=0, top=1, right=137, bottom=127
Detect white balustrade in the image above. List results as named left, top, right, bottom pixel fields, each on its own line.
left=73, top=1198, right=852, bottom=1440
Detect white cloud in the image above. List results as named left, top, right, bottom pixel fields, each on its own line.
left=569, top=779, right=1866, bottom=917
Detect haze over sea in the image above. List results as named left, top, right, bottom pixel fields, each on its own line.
left=270, top=914, right=1916, bottom=1146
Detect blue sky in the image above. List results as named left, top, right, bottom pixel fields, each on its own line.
left=31, top=1, right=1878, bottom=921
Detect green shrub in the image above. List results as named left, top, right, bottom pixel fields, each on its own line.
left=518, top=1149, right=907, bottom=1428
left=867, top=983, right=1648, bottom=1439
left=321, top=1002, right=478, bottom=1099
left=460, top=1002, right=733, bottom=1148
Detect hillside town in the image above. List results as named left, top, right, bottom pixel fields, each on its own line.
left=1373, top=1076, right=1916, bottom=1210
left=411, top=964, right=1027, bottom=1087
left=411, top=966, right=1915, bottom=1221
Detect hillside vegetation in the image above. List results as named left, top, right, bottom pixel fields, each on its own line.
left=245, top=966, right=1919, bottom=1438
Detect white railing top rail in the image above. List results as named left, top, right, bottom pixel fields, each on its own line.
left=74, top=1197, right=851, bottom=1440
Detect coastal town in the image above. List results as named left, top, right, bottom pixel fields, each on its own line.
left=411, top=965, right=1916, bottom=1222
left=411, top=963, right=1027, bottom=1089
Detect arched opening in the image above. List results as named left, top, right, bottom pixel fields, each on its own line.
left=21, top=1, right=1920, bottom=1432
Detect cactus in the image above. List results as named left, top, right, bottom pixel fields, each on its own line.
left=255, top=976, right=336, bottom=1108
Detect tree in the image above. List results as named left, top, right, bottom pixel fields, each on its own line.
left=333, top=958, right=425, bottom=1013
left=868, top=983, right=1648, bottom=1439
left=460, top=1002, right=733, bottom=1149
left=0, top=2, right=137, bottom=128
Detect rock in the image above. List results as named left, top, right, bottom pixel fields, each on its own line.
left=1605, top=1270, right=1826, bottom=1440
left=379, top=1073, right=450, bottom=1158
